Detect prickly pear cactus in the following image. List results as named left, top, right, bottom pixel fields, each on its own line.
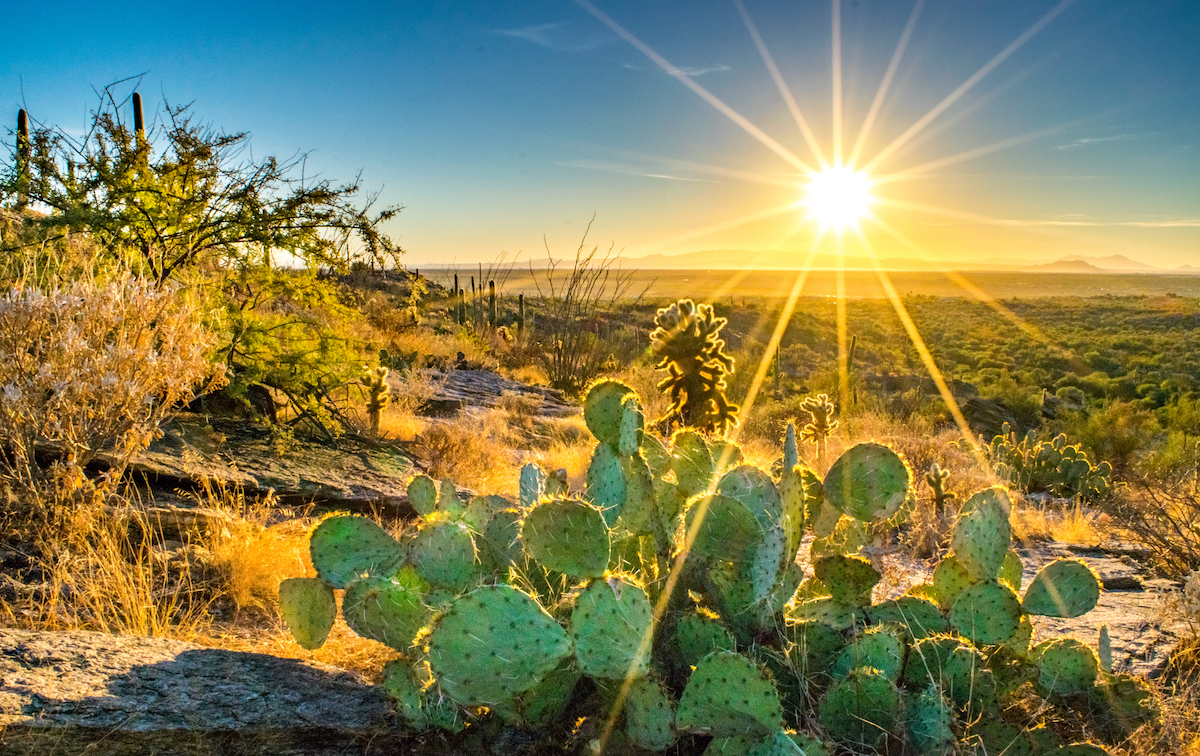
left=583, top=379, right=635, bottom=446
left=278, top=577, right=336, bottom=650
left=1023, top=558, right=1101, bottom=618
left=309, top=515, right=405, bottom=589
left=428, top=584, right=571, bottom=707
left=676, top=651, right=784, bottom=738
left=624, top=677, right=676, bottom=751
left=570, top=576, right=653, bottom=679
left=818, top=667, right=901, bottom=751
left=522, top=498, right=610, bottom=578
left=341, top=569, right=429, bottom=650
left=823, top=442, right=910, bottom=521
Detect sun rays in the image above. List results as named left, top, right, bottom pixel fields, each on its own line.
left=570, top=2, right=1089, bottom=749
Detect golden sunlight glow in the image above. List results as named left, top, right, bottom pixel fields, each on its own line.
left=803, top=166, right=872, bottom=230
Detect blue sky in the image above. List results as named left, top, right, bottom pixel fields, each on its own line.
left=4, top=1, right=1198, bottom=267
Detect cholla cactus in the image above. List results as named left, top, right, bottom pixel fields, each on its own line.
left=925, top=462, right=955, bottom=517
left=650, top=298, right=738, bottom=435
left=362, top=366, right=390, bottom=435
left=799, top=393, right=838, bottom=463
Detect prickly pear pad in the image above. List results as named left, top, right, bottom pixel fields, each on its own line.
left=1023, top=558, right=1101, bottom=618
left=906, top=685, right=956, bottom=756
left=1000, top=548, right=1024, bottom=592
left=309, top=515, right=405, bottom=589
left=409, top=519, right=478, bottom=593
left=748, top=730, right=805, bottom=756
left=519, top=462, right=546, bottom=508
left=624, top=677, right=676, bottom=751
left=407, top=475, right=438, bottom=517
left=278, top=577, right=335, bottom=650
left=479, top=508, right=524, bottom=573
left=428, top=584, right=572, bottom=707
left=818, top=667, right=901, bottom=751
left=682, top=494, right=763, bottom=562
left=867, top=597, right=949, bottom=640
left=516, top=657, right=580, bottom=728
left=342, top=570, right=430, bottom=650
left=832, top=626, right=907, bottom=683
left=778, top=464, right=816, bottom=559
left=930, top=555, right=973, bottom=610
left=948, top=580, right=1022, bottom=646
left=1032, top=638, right=1099, bottom=697
left=676, top=650, right=784, bottom=737
left=619, top=453, right=658, bottom=537
left=949, top=487, right=1013, bottom=582
left=522, top=498, right=610, bottom=578
left=570, top=576, right=653, bottom=679
left=717, top=465, right=783, bottom=531
left=381, top=658, right=428, bottom=729
left=586, top=442, right=627, bottom=526
left=583, top=379, right=635, bottom=445
left=823, top=442, right=910, bottom=522
left=813, top=555, right=881, bottom=605
left=673, top=610, right=737, bottom=670
left=671, top=430, right=716, bottom=499
left=618, top=395, right=646, bottom=456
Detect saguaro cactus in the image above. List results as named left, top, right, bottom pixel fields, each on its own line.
left=488, top=280, right=496, bottom=328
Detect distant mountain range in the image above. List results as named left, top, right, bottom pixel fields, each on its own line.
left=620, top=249, right=1196, bottom=273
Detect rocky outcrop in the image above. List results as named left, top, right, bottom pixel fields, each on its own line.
left=419, top=369, right=573, bottom=419
left=108, top=415, right=419, bottom=517
left=0, top=628, right=497, bottom=755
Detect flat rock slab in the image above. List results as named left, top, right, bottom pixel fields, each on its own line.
left=422, top=369, right=574, bottom=418
left=0, top=628, right=446, bottom=755
left=116, top=415, right=417, bottom=516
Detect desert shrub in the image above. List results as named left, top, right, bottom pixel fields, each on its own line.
left=0, top=275, right=218, bottom=488
left=1103, top=480, right=1200, bottom=577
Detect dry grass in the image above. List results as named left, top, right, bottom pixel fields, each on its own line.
left=414, top=411, right=521, bottom=495
left=1010, top=498, right=1107, bottom=545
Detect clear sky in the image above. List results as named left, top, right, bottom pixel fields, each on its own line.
left=4, top=1, right=1198, bottom=268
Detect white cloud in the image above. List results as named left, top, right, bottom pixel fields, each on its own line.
left=492, top=22, right=607, bottom=53
left=668, top=64, right=731, bottom=77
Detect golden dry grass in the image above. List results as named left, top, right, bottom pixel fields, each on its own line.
left=1010, top=499, right=1107, bottom=545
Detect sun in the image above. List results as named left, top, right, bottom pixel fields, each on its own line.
left=802, top=165, right=873, bottom=230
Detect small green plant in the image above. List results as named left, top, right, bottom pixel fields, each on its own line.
left=362, top=366, right=390, bottom=435
left=926, top=461, right=955, bottom=517
left=799, top=393, right=838, bottom=464
left=281, top=380, right=1154, bottom=755
left=650, top=299, right=738, bottom=435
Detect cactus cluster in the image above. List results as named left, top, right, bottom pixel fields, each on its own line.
left=988, top=426, right=1114, bottom=504
left=650, top=299, right=739, bottom=435
left=280, top=380, right=1154, bottom=754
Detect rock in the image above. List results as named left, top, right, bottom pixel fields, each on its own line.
left=104, top=415, right=418, bottom=517
left=0, top=628, right=449, bottom=755
left=960, top=396, right=1021, bottom=440
left=420, top=369, right=573, bottom=419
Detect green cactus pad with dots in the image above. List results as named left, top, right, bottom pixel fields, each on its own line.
left=618, top=395, right=646, bottom=456
left=641, top=432, right=672, bottom=477
left=778, top=464, right=818, bottom=560
left=790, top=597, right=865, bottom=631
left=673, top=610, right=738, bottom=669
left=278, top=577, right=336, bottom=650
left=948, top=579, right=1023, bottom=646
left=672, top=430, right=716, bottom=498
left=478, top=508, right=524, bottom=573
left=966, top=718, right=1033, bottom=756
left=903, top=636, right=996, bottom=715
left=428, top=584, right=572, bottom=707
left=342, top=568, right=430, bottom=650
left=682, top=494, right=764, bottom=562
left=407, top=475, right=438, bottom=517
left=309, top=515, right=405, bottom=589
left=906, top=685, right=956, bottom=756
left=949, top=487, right=1013, bottom=582
left=717, top=465, right=783, bottom=531
left=436, top=477, right=463, bottom=517
left=930, top=555, right=973, bottom=610
left=1023, top=558, right=1102, bottom=618
left=583, top=379, right=636, bottom=445
left=785, top=619, right=846, bottom=679
left=624, top=677, right=677, bottom=751
left=823, top=442, right=911, bottom=522
left=1033, top=638, right=1100, bottom=697
left=381, top=658, right=429, bottom=729
left=462, top=494, right=510, bottom=533
left=618, top=453, right=658, bottom=536
left=709, top=439, right=745, bottom=470
left=570, top=576, right=653, bottom=679
left=813, top=554, right=881, bottom=605
left=519, top=462, right=546, bottom=508
left=832, top=626, right=907, bottom=683
left=746, top=524, right=787, bottom=603
left=999, top=548, right=1024, bottom=591
left=867, top=597, right=949, bottom=640
left=409, top=519, right=477, bottom=593
left=521, top=498, right=610, bottom=578
left=818, top=667, right=901, bottom=751
left=676, top=650, right=784, bottom=738
left=515, top=657, right=580, bottom=729
left=587, top=442, right=627, bottom=525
